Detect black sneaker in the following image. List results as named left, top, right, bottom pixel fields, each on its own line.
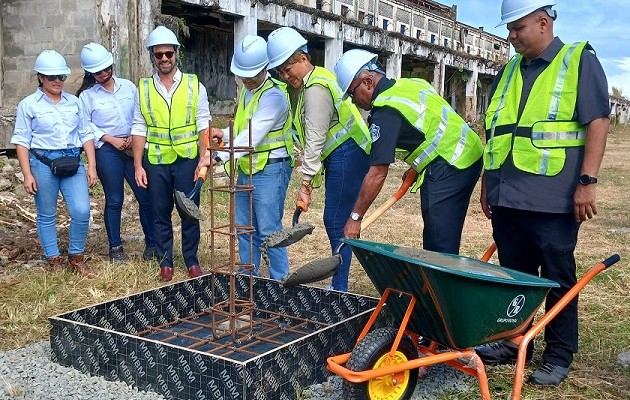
left=528, top=362, right=569, bottom=386
left=475, top=340, right=533, bottom=366
left=142, top=246, right=159, bottom=261
left=109, top=245, right=128, bottom=264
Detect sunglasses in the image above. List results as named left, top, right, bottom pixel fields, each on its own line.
left=91, top=66, right=112, bottom=76
left=346, top=77, right=366, bottom=98
left=153, top=51, right=175, bottom=60
left=43, top=75, right=68, bottom=82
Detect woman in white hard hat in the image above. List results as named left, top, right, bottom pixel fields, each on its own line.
left=266, top=27, right=372, bottom=292
left=77, top=43, right=156, bottom=264
left=11, top=50, right=98, bottom=276
left=197, top=35, right=293, bottom=280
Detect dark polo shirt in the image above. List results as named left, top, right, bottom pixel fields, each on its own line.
left=367, top=77, right=425, bottom=166
left=484, top=37, right=610, bottom=213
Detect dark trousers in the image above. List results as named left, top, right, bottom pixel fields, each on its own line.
left=492, top=206, right=580, bottom=367
left=96, top=143, right=154, bottom=249
left=420, top=157, right=482, bottom=254
left=144, top=156, right=200, bottom=268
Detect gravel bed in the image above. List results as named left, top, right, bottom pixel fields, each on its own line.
left=0, top=341, right=474, bottom=400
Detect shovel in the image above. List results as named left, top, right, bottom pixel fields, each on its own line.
left=260, top=201, right=315, bottom=267
left=174, top=128, right=211, bottom=220
left=282, top=170, right=418, bottom=287
left=261, top=201, right=315, bottom=249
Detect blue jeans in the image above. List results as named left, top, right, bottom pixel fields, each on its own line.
left=323, top=140, right=370, bottom=291
left=30, top=148, right=91, bottom=258
left=96, top=143, right=154, bottom=249
left=236, top=160, right=292, bottom=280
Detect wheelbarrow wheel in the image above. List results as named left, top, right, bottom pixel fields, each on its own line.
left=344, top=327, right=419, bottom=400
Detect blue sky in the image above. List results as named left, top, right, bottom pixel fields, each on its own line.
left=455, top=0, right=630, bottom=97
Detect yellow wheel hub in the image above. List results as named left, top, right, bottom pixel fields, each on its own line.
left=367, top=351, right=410, bottom=400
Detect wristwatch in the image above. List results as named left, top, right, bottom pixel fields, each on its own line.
left=212, top=151, right=222, bottom=164
left=350, top=212, right=363, bottom=222
left=579, top=174, right=597, bottom=185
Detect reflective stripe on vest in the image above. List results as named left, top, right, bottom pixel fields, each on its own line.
left=374, top=78, right=483, bottom=177
left=138, top=74, right=200, bottom=165
left=232, top=77, right=293, bottom=174
left=484, top=42, right=587, bottom=176
left=294, top=67, right=371, bottom=187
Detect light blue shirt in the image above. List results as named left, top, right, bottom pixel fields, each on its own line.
left=79, top=76, right=137, bottom=149
left=11, top=88, right=92, bottom=150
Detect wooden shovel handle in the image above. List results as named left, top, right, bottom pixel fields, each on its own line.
left=361, top=170, right=418, bottom=230
left=197, top=127, right=211, bottom=182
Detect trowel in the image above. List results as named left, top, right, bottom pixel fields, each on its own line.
left=281, top=170, right=418, bottom=287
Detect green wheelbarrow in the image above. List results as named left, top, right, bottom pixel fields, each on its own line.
left=326, top=239, right=620, bottom=400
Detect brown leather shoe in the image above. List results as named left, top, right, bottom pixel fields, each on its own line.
left=68, top=254, right=94, bottom=278
left=188, top=264, right=204, bottom=278
left=160, top=266, right=174, bottom=282
left=47, top=255, right=65, bottom=273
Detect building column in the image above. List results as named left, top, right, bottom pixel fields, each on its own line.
left=465, top=68, right=478, bottom=122
left=386, top=50, right=402, bottom=79
left=325, top=30, right=344, bottom=71
left=433, top=59, right=445, bottom=96
left=233, top=6, right=257, bottom=44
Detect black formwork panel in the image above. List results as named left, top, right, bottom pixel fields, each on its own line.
left=49, top=273, right=378, bottom=399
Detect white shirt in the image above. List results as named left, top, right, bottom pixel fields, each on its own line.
left=219, top=76, right=290, bottom=162
left=79, top=76, right=136, bottom=149
left=131, top=69, right=211, bottom=138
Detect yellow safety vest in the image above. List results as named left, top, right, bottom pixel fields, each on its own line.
left=374, top=78, right=483, bottom=190
left=294, top=67, right=371, bottom=187
left=232, top=77, right=293, bottom=174
left=484, top=42, right=587, bottom=176
left=138, top=74, right=200, bottom=165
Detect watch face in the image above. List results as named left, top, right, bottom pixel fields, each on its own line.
left=350, top=212, right=361, bottom=221
left=580, top=174, right=596, bottom=184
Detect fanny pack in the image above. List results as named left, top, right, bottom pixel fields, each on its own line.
left=31, top=150, right=80, bottom=177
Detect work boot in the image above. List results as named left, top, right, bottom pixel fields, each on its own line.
left=142, top=246, right=159, bottom=261
left=160, top=266, right=173, bottom=282
left=108, top=245, right=127, bottom=264
left=475, top=340, right=533, bottom=366
left=528, top=362, right=569, bottom=386
left=188, top=264, right=204, bottom=279
left=47, top=255, right=65, bottom=273
left=68, top=254, right=94, bottom=278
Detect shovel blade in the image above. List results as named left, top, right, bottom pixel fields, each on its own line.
left=262, top=224, right=315, bottom=249
left=174, top=189, right=203, bottom=220
left=281, top=255, right=340, bottom=287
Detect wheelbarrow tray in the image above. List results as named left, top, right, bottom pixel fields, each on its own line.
left=344, top=239, right=560, bottom=349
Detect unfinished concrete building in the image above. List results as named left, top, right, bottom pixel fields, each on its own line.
left=0, top=0, right=510, bottom=148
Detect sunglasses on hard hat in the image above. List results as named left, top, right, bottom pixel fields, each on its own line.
left=91, top=66, right=112, bottom=76
left=43, top=75, right=68, bottom=82
left=153, top=51, right=175, bottom=60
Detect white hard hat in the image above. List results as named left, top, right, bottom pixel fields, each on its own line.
left=33, top=50, right=71, bottom=75
left=231, top=35, right=268, bottom=77
left=498, top=0, right=556, bottom=26
left=81, top=43, right=114, bottom=73
left=333, top=49, right=378, bottom=96
left=266, top=27, right=307, bottom=69
left=146, top=26, right=180, bottom=49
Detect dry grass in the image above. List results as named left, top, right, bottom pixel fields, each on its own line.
left=0, top=126, right=629, bottom=399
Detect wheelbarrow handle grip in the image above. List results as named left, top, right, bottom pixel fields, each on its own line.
left=602, top=254, right=621, bottom=269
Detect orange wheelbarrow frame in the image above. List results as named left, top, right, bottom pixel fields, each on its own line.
left=327, top=250, right=620, bottom=400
